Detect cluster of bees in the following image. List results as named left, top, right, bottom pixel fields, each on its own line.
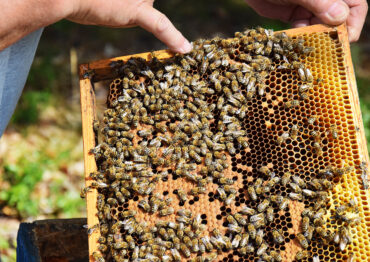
left=84, top=27, right=362, bottom=262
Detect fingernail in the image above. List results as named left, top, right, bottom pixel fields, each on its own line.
left=179, top=40, right=192, bottom=54
left=327, top=1, right=348, bottom=21
left=292, top=20, right=310, bottom=28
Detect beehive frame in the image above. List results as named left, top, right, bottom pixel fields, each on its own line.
left=79, top=24, right=370, bottom=261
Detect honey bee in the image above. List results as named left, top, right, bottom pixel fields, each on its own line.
left=347, top=253, right=355, bottom=262
left=189, top=150, right=201, bottom=163
left=299, top=83, right=312, bottom=93
left=192, top=238, right=200, bottom=253
left=284, top=99, right=299, bottom=109
left=239, top=244, right=255, bottom=255
left=360, top=161, right=369, bottom=189
left=276, top=132, right=289, bottom=145
left=261, top=253, right=273, bottom=262
left=335, top=165, right=354, bottom=176
left=302, top=189, right=316, bottom=198
left=265, top=251, right=280, bottom=262
left=240, top=205, right=256, bottom=216
left=219, top=177, right=234, bottom=185
left=98, top=244, right=108, bottom=253
left=297, top=67, right=306, bottom=81
left=266, top=207, right=274, bottom=223
left=302, top=216, right=310, bottom=232
left=228, top=223, right=242, bottom=234
left=226, top=214, right=237, bottom=226
left=295, top=250, right=309, bottom=260
left=290, top=125, right=298, bottom=140
left=225, top=193, right=236, bottom=205
left=256, top=242, right=268, bottom=256
left=97, top=236, right=106, bottom=244
left=289, top=182, right=302, bottom=193
left=91, top=181, right=108, bottom=189
left=318, top=166, right=334, bottom=178
left=80, top=186, right=92, bottom=198
left=255, top=229, right=264, bottom=246
left=289, top=192, right=302, bottom=201
left=305, top=68, right=313, bottom=82
left=313, top=141, right=323, bottom=155
left=170, top=248, right=181, bottom=262
left=257, top=199, right=270, bottom=212
left=339, top=227, right=352, bottom=251
left=329, top=124, right=338, bottom=139
left=250, top=213, right=265, bottom=225
left=281, top=172, right=291, bottom=186
left=205, top=252, right=218, bottom=262
left=247, top=223, right=257, bottom=239
left=190, top=186, right=206, bottom=195
left=85, top=224, right=99, bottom=236
left=233, top=213, right=247, bottom=226
left=320, top=178, right=333, bottom=189
left=271, top=229, right=284, bottom=244
left=92, top=251, right=105, bottom=262
left=223, top=235, right=232, bottom=250
left=292, top=175, right=306, bottom=187
left=299, top=91, right=309, bottom=100
left=247, top=186, right=258, bottom=201
left=279, top=197, right=289, bottom=210
left=159, top=207, right=174, bottom=216
left=209, top=237, right=223, bottom=250
left=258, top=166, right=272, bottom=177
left=304, top=225, right=314, bottom=242
left=99, top=223, right=109, bottom=235
left=307, top=116, right=317, bottom=125
left=297, top=233, right=309, bottom=249
left=201, top=236, right=213, bottom=252
left=226, top=142, right=236, bottom=155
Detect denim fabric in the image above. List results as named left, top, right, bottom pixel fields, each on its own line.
left=0, top=28, right=43, bottom=136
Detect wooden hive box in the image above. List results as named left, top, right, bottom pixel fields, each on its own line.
left=79, top=24, right=370, bottom=261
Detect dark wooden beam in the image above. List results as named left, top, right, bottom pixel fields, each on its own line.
left=17, top=218, right=88, bottom=262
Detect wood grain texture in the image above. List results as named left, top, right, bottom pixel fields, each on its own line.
left=337, top=24, right=370, bottom=200
left=79, top=24, right=369, bottom=261
left=17, top=218, right=88, bottom=262
left=79, top=79, right=99, bottom=260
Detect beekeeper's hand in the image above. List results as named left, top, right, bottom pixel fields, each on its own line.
left=245, top=0, right=368, bottom=42
left=0, top=0, right=192, bottom=53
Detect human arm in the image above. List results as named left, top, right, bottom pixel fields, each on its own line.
left=0, top=0, right=192, bottom=53
left=245, top=0, right=368, bottom=42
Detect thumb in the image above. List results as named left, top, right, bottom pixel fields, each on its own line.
left=289, top=0, right=349, bottom=24
left=134, top=4, right=192, bottom=54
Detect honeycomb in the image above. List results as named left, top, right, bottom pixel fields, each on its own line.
left=85, top=26, right=370, bottom=262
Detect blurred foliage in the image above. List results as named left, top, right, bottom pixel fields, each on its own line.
left=0, top=237, right=16, bottom=262
left=0, top=147, right=85, bottom=218
left=1, top=160, right=44, bottom=217
left=0, top=1, right=369, bottom=261
left=11, top=91, right=50, bottom=125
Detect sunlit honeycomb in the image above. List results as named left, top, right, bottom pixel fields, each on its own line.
left=89, top=28, right=370, bottom=262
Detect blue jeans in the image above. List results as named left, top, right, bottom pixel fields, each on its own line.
left=0, top=28, right=43, bottom=137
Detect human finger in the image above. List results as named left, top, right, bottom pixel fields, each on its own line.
left=245, top=0, right=295, bottom=21
left=134, top=4, right=192, bottom=53
left=343, top=0, right=368, bottom=42
left=290, top=5, right=312, bottom=27
left=288, top=0, right=349, bottom=25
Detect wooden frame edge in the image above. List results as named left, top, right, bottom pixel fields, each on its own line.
left=79, top=78, right=100, bottom=260
left=337, top=25, right=370, bottom=206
